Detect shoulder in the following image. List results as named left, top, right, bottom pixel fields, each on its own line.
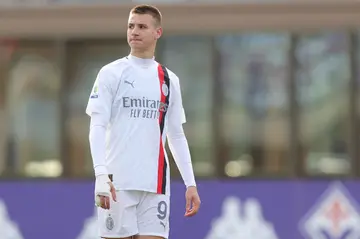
left=99, top=57, right=130, bottom=76
left=159, top=64, right=181, bottom=89
left=96, top=57, right=130, bottom=85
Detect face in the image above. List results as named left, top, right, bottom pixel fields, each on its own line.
left=127, top=13, right=162, bottom=51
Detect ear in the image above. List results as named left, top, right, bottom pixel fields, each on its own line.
left=155, top=27, right=163, bottom=40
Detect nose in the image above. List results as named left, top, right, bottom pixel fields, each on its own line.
left=131, top=27, right=139, bottom=36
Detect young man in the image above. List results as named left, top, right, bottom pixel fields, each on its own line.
left=86, top=4, right=201, bottom=239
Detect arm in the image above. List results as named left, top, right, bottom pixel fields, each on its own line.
left=86, top=68, right=113, bottom=176
left=167, top=75, right=200, bottom=217
left=167, top=124, right=196, bottom=188
left=86, top=67, right=116, bottom=208
left=89, top=113, right=108, bottom=176
left=167, top=77, right=196, bottom=188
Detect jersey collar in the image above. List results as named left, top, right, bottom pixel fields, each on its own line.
left=128, top=54, right=155, bottom=68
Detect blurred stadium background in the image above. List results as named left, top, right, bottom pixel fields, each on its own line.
left=1, top=0, right=360, bottom=238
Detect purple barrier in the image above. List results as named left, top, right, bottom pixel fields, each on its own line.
left=0, top=180, right=360, bottom=239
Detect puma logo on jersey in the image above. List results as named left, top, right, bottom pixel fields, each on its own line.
left=160, top=221, right=166, bottom=230
left=124, top=80, right=135, bottom=88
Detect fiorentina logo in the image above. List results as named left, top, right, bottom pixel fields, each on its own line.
left=299, top=182, right=360, bottom=239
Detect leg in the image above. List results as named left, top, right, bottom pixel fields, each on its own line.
left=136, top=192, right=170, bottom=239
left=98, top=191, right=141, bottom=239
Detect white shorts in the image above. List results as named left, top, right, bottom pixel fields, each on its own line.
left=97, top=190, right=170, bottom=238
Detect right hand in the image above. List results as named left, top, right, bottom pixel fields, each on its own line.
left=95, top=175, right=117, bottom=210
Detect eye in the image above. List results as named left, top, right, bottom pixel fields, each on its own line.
left=128, top=24, right=134, bottom=29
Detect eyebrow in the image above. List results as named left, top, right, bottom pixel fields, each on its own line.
left=128, top=23, right=149, bottom=27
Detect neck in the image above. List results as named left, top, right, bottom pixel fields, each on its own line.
left=128, top=53, right=155, bottom=67
left=130, top=51, right=154, bottom=59
left=130, top=47, right=155, bottom=59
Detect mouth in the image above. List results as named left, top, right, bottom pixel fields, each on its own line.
left=130, top=39, right=142, bottom=42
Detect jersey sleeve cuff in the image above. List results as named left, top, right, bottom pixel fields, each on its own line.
left=94, top=165, right=108, bottom=177
left=185, top=179, right=196, bottom=188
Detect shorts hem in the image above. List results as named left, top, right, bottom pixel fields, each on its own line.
left=113, top=187, right=171, bottom=196
left=115, top=188, right=157, bottom=193
left=138, top=232, right=168, bottom=238
left=100, top=232, right=138, bottom=238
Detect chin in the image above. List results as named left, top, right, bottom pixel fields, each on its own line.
left=130, top=42, right=142, bottom=47
left=131, top=44, right=147, bottom=51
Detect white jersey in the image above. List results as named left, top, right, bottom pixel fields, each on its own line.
left=86, top=55, right=186, bottom=195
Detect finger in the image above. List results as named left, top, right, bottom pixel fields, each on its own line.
left=99, top=195, right=110, bottom=209
left=192, top=200, right=200, bottom=214
left=104, top=197, right=107, bottom=209
left=110, top=186, right=117, bottom=202
left=185, top=197, right=191, bottom=212
left=105, top=196, right=110, bottom=209
left=184, top=201, right=193, bottom=216
left=100, top=196, right=106, bottom=209
left=195, top=198, right=201, bottom=209
left=185, top=199, right=200, bottom=217
left=185, top=208, right=195, bottom=217
left=185, top=207, right=197, bottom=217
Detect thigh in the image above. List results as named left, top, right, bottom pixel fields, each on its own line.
left=98, top=190, right=140, bottom=238
left=137, top=192, right=170, bottom=239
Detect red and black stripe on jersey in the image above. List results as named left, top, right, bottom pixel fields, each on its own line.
left=157, top=64, right=170, bottom=195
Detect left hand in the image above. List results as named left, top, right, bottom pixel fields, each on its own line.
left=184, top=186, right=201, bottom=217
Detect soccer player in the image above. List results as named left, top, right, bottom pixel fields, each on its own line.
left=86, top=4, right=201, bottom=239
